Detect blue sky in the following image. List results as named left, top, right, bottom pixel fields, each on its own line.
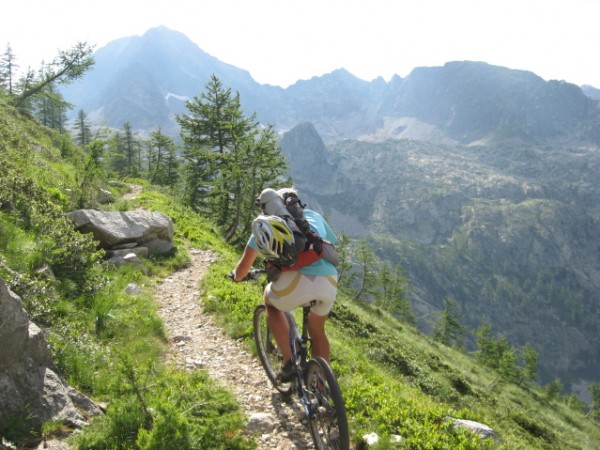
left=2, top=0, right=600, bottom=88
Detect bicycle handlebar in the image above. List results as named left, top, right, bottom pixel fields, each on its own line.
left=227, top=268, right=265, bottom=282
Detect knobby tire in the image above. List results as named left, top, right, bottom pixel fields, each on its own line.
left=305, top=356, right=350, bottom=450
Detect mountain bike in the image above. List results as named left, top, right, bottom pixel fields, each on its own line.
left=250, top=271, right=350, bottom=450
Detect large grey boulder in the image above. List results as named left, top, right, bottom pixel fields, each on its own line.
left=447, top=417, right=498, bottom=440
left=0, top=279, right=102, bottom=433
left=67, top=209, right=175, bottom=261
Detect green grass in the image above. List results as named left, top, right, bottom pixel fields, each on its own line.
left=201, top=249, right=600, bottom=449
left=73, top=367, right=253, bottom=450
left=86, top=182, right=600, bottom=449
left=0, top=102, right=255, bottom=449
left=2, top=99, right=600, bottom=449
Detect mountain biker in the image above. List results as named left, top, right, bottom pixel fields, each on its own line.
left=230, top=187, right=338, bottom=381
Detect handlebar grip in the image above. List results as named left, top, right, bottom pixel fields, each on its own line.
left=228, top=268, right=265, bottom=282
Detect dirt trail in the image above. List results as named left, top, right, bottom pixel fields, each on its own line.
left=38, top=184, right=315, bottom=449
left=125, top=175, right=313, bottom=448
left=154, top=249, right=314, bottom=449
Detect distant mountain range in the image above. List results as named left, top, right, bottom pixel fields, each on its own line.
left=62, top=26, right=600, bottom=400
left=63, top=26, right=600, bottom=147
left=582, top=85, right=600, bottom=101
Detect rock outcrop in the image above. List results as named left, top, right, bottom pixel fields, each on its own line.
left=0, top=279, right=102, bottom=434
left=67, top=209, right=175, bottom=266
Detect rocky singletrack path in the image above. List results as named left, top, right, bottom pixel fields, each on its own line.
left=38, top=184, right=316, bottom=449
left=154, top=248, right=315, bottom=449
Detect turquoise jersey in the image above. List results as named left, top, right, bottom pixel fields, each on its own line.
left=248, top=209, right=338, bottom=276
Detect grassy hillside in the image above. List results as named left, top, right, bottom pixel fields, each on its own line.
left=206, top=262, right=600, bottom=448
left=1, top=101, right=600, bottom=448
left=290, top=136, right=600, bottom=394
left=0, top=101, right=252, bottom=449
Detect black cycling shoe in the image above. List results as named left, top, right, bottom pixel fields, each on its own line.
left=277, top=359, right=295, bottom=382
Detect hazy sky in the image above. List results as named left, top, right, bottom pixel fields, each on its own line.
left=2, top=0, right=600, bottom=88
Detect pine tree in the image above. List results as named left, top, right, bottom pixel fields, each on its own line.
left=390, top=266, right=415, bottom=323
left=520, top=343, right=539, bottom=384
left=13, top=68, right=36, bottom=113
left=377, top=263, right=413, bottom=319
left=225, top=124, right=287, bottom=243
left=107, top=131, right=128, bottom=176
left=379, top=263, right=393, bottom=309
left=177, top=74, right=287, bottom=241
left=474, top=322, right=534, bottom=383
left=474, top=322, right=495, bottom=364
left=497, top=346, right=519, bottom=381
left=73, top=109, right=92, bottom=147
left=432, top=298, right=465, bottom=347
left=148, top=128, right=178, bottom=186
left=177, top=74, right=239, bottom=213
left=13, top=42, right=94, bottom=110
left=163, top=140, right=179, bottom=188
left=32, top=65, right=70, bottom=131
left=121, top=122, right=140, bottom=177
left=77, top=139, right=105, bottom=208
left=334, top=234, right=353, bottom=285
left=0, top=43, right=18, bottom=95
left=354, top=239, right=378, bottom=302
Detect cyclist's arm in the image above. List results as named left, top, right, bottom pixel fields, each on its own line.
left=232, top=245, right=259, bottom=281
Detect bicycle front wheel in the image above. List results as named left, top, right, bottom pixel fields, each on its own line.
left=305, top=356, right=350, bottom=450
left=253, top=304, right=292, bottom=395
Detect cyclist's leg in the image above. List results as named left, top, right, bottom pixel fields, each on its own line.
left=308, top=312, right=330, bottom=361
left=264, top=272, right=304, bottom=367
left=265, top=272, right=336, bottom=363
left=264, top=293, right=293, bottom=363
left=307, top=275, right=337, bottom=362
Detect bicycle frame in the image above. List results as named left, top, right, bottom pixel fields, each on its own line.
left=286, top=301, right=315, bottom=367
left=252, top=292, right=350, bottom=448
left=285, top=302, right=317, bottom=415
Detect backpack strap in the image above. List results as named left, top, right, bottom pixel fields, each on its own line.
left=282, top=193, right=324, bottom=253
left=280, top=249, right=322, bottom=272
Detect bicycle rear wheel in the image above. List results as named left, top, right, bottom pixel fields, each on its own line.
left=305, top=356, right=350, bottom=450
left=253, top=304, right=292, bottom=395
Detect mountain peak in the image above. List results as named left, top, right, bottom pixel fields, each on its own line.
left=62, top=28, right=600, bottom=146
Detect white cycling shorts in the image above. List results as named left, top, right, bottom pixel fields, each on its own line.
left=265, top=271, right=338, bottom=316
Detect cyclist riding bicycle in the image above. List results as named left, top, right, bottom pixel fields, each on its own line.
left=230, top=187, right=338, bottom=382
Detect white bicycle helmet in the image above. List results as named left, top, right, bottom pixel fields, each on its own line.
left=252, top=214, right=298, bottom=267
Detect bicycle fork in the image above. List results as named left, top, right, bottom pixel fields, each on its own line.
left=285, top=306, right=322, bottom=419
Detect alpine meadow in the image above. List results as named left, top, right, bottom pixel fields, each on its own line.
left=2, top=25, right=600, bottom=449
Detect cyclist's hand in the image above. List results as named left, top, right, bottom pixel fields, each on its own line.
left=245, top=269, right=262, bottom=281
left=228, top=269, right=261, bottom=282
